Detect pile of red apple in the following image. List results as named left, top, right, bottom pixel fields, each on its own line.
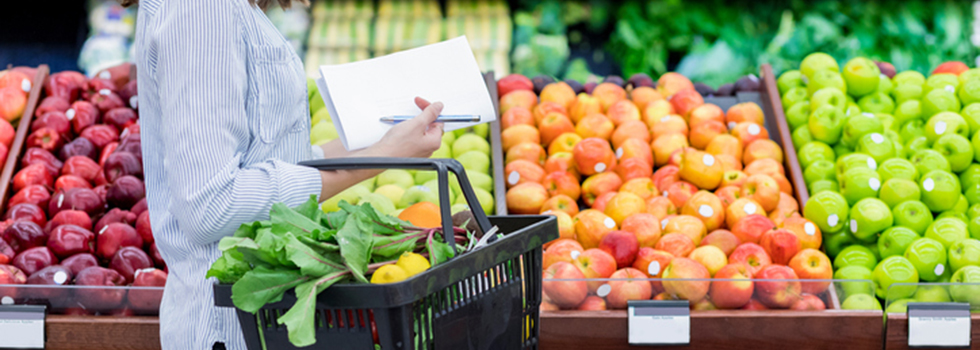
left=0, top=64, right=167, bottom=316
left=496, top=72, right=834, bottom=311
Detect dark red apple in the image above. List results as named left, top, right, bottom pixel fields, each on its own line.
left=61, top=253, right=98, bottom=276
left=130, top=199, right=147, bottom=217
left=80, top=124, right=119, bottom=149
left=25, top=127, right=64, bottom=152
left=116, top=136, right=141, bottom=160
left=82, top=78, right=116, bottom=100
left=0, top=264, right=27, bottom=300
left=47, top=224, right=95, bottom=258
left=2, top=221, right=46, bottom=252
left=0, top=238, right=14, bottom=264
left=89, top=90, right=125, bottom=113
left=104, top=152, right=142, bottom=182
left=96, top=223, right=141, bottom=261
left=44, top=72, right=84, bottom=101
left=12, top=163, right=54, bottom=193
left=48, top=187, right=105, bottom=218
left=22, top=147, right=63, bottom=177
left=106, top=176, right=145, bottom=210
left=59, top=137, right=98, bottom=161
left=135, top=211, right=152, bottom=246
left=94, top=208, right=137, bottom=234
left=68, top=100, right=100, bottom=135
left=124, top=123, right=140, bottom=137
left=26, top=265, right=73, bottom=301
left=74, top=266, right=126, bottom=311
left=47, top=210, right=92, bottom=231
left=55, top=175, right=92, bottom=191
left=4, top=203, right=46, bottom=227
left=109, top=247, right=151, bottom=284
left=103, top=108, right=137, bottom=131
left=12, top=246, right=58, bottom=275
left=99, top=142, right=119, bottom=167
left=31, top=111, right=71, bottom=137
left=93, top=184, right=108, bottom=202
left=148, top=243, right=165, bottom=268
left=119, top=80, right=138, bottom=109
left=35, top=96, right=70, bottom=117
left=129, top=268, right=166, bottom=313
left=8, top=185, right=50, bottom=208
left=61, top=155, right=101, bottom=184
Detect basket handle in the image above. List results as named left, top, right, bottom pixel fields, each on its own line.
left=298, top=157, right=494, bottom=258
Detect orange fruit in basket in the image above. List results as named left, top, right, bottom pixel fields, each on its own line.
left=398, top=202, right=442, bottom=228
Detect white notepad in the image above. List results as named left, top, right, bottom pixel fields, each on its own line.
left=315, top=36, right=496, bottom=151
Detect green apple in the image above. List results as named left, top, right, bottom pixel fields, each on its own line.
left=808, top=105, right=846, bottom=145
left=933, top=133, right=974, bottom=172
left=800, top=52, right=840, bottom=79
left=949, top=239, right=980, bottom=271
left=809, top=179, right=839, bottom=195
left=399, top=184, right=440, bottom=208
left=358, top=177, right=376, bottom=192
left=782, top=87, right=809, bottom=111
left=878, top=73, right=894, bottom=95
left=834, top=245, right=878, bottom=271
left=834, top=143, right=853, bottom=158
left=899, top=119, right=925, bottom=142
left=836, top=153, right=877, bottom=180
left=949, top=266, right=980, bottom=305
left=955, top=195, right=970, bottom=214
left=804, top=160, right=837, bottom=185
left=844, top=58, right=882, bottom=97
left=841, top=294, right=882, bottom=310
left=840, top=167, right=882, bottom=206
left=961, top=103, right=980, bottom=135
left=894, top=100, right=923, bottom=124
left=892, top=200, right=934, bottom=235
left=424, top=179, right=459, bottom=203
left=441, top=131, right=457, bottom=145
left=912, top=285, right=951, bottom=303
left=792, top=126, right=814, bottom=150
left=969, top=203, right=980, bottom=218
left=959, top=80, right=980, bottom=106
left=797, top=141, right=835, bottom=169
left=885, top=299, right=915, bottom=313
left=310, top=121, right=338, bottom=146
left=925, top=112, right=970, bottom=145
left=835, top=265, right=875, bottom=297
left=855, top=132, right=896, bottom=164
left=321, top=184, right=371, bottom=213
left=452, top=134, right=490, bottom=158
left=311, top=108, right=331, bottom=126
left=879, top=227, right=921, bottom=259
left=892, top=84, right=924, bottom=104
left=877, top=113, right=898, bottom=132
left=919, top=170, right=961, bottom=213
left=778, top=70, right=806, bottom=94
left=865, top=243, right=882, bottom=260
left=872, top=256, right=919, bottom=299
left=938, top=211, right=969, bottom=224
left=962, top=164, right=980, bottom=188
left=878, top=158, right=918, bottom=182
left=857, top=92, right=895, bottom=114
left=959, top=68, right=980, bottom=84
left=923, top=73, right=960, bottom=95
left=922, top=89, right=962, bottom=119
left=431, top=141, right=452, bottom=159
left=905, top=136, right=930, bottom=157
left=450, top=203, right=470, bottom=215
left=845, top=104, right=862, bottom=118
left=374, top=184, right=406, bottom=207
left=849, top=198, right=893, bottom=241
left=904, top=237, right=948, bottom=281
left=910, top=149, right=952, bottom=177
left=414, top=171, right=437, bottom=185
left=878, top=178, right=921, bottom=208
left=465, top=170, right=493, bottom=193
left=808, top=70, right=848, bottom=96
left=925, top=217, right=969, bottom=249
left=810, top=87, right=848, bottom=112
left=309, top=87, right=325, bottom=113
left=804, top=190, right=850, bottom=233
left=965, top=183, right=980, bottom=208
left=376, top=169, right=415, bottom=189
left=358, top=193, right=397, bottom=215
left=472, top=188, right=495, bottom=215
left=825, top=229, right=858, bottom=257
left=970, top=130, right=980, bottom=164
left=456, top=150, right=490, bottom=173
left=893, top=71, right=927, bottom=86
left=786, top=101, right=811, bottom=130
left=841, top=113, right=884, bottom=148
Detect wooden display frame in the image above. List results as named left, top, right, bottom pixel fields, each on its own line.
left=884, top=313, right=980, bottom=350
left=0, top=65, right=49, bottom=212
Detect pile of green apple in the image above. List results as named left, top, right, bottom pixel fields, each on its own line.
left=306, top=79, right=497, bottom=216
left=779, top=53, right=980, bottom=311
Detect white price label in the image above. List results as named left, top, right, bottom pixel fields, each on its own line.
left=0, top=305, right=46, bottom=349
left=908, top=303, right=971, bottom=348
left=628, top=300, right=690, bottom=345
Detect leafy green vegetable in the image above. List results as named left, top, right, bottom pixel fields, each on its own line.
left=335, top=213, right=372, bottom=283
left=231, top=267, right=308, bottom=313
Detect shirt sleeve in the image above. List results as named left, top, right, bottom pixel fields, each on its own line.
left=155, top=1, right=322, bottom=246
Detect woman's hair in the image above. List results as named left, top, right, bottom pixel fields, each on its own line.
left=118, top=0, right=308, bottom=10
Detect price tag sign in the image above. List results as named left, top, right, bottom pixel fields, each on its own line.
left=628, top=300, right=690, bottom=345
left=907, top=302, right=970, bottom=348
left=0, top=305, right=46, bottom=349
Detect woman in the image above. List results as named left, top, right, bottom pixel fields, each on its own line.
left=128, top=0, right=444, bottom=348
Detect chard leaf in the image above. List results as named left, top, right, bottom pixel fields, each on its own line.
left=322, top=210, right=348, bottom=230
left=277, top=270, right=348, bottom=347
left=271, top=202, right=326, bottom=238
left=253, top=227, right=294, bottom=268
left=427, top=234, right=455, bottom=266
left=231, top=266, right=308, bottom=313
left=335, top=216, right=372, bottom=283
left=371, top=232, right=423, bottom=261
left=283, top=232, right=345, bottom=277
left=293, top=195, right=322, bottom=222
left=206, top=249, right=252, bottom=284
left=233, top=221, right=263, bottom=238
left=297, top=235, right=340, bottom=253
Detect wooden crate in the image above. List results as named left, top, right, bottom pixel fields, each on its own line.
left=45, top=315, right=161, bottom=350
left=0, top=65, right=49, bottom=212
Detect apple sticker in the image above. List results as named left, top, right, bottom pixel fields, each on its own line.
left=934, top=264, right=945, bottom=276
left=596, top=284, right=612, bottom=298
left=663, top=191, right=669, bottom=197
left=945, top=85, right=956, bottom=94
left=648, top=261, right=661, bottom=276
left=99, top=89, right=111, bottom=96
left=53, top=271, right=68, bottom=285
left=615, top=147, right=624, bottom=159
left=867, top=158, right=877, bottom=170
left=604, top=217, right=616, bottom=229
left=728, top=121, right=736, bottom=130
left=507, top=171, right=520, bottom=185
left=935, top=121, right=947, bottom=135
left=828, top=214, right=839, bottom=228
left=21, top=79, right=31, bottom=93
left=65, top=108, right=76, bottom=120
left=130, top=96, right=138, bottom=109
left=862, top=112, right=874, bottom=118
left=699, top=205, right=714, bottom=218
left=660, top=116, right=671, bottom=123
left=744, top=202, right=757, bottom=215
left=703, top=154, right=715, bottom=166
left=570, top=250, right=581, bottom=260
left=0, top=296, right=12, bottom=305
left=869, top=178, right=880, bottom=191
left=748, top=123, right=761, bottom=136
left=850, top=219, right=858, bottom=233
left=542, top=210, right=553, bottom=215
left=870, top=133, right=884, bottom=144
left=594, top=162, right=607, bottom=173
left=804, top=222, right=816, bottom=236
left=923, top=178, right=935, bottom=192
left=661, top=219, right=669, bottom=229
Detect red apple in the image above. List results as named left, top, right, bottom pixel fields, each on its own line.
left=576, top=295, right=607, bottom=311
left=74, top=266, right=126, bottom=311
left=754, top=265, right=802, bottom=309
left=709, top=263, right=754, bottom=309
left=25, top=127, right=63, bottom=152
left=61, top=253, right=99, bottom=276
left=103, top=152, right=143, bottom=183
left=605, top=268, right=653, bottom=309
left=632, top=248, right=674, bottom=294
left=31, top=111, right=71, bottom=138
left=789, top=294, right=826, bottom=311
left=0, top=264, right=27, bottom=300
left=12, top=163, right=54, bottom=193
left=61, top=155, right=101, bottom=183
left=68, top=100, right=100, bottom=134
left=728, top=243, right=772, bottom=276
left=741, top=299, right=769, bottom=310
left=12, top=246, right=58, bottom=275
left=55, top=175, right=92, bottom=191
left=788, top=249, right=833, bottom=295
left=109, top=246, right=152, bottom=284
left=59, top=137, right=98, bottom=161
left=661, top=257, right=710, bottom=301
left=2, top=221, right=46, bottom=252
left=26, top=265, right=73, bottom=301
left=758, top=229, right=800, bottom=265
left=4, top=203, right=46, bottom=227
left=106, top=176, right=145, bottom=210
left=80, top=124, right=119, bottom=149
left=96, top=223, right=142, bottom=261
left=731, top=214, right=774, bottom=244
left=21, top=147, right=63, bottom=176
left=573, top=249, right=617, bottom=293
left=129, top=268, right=167, bottom=313
left=103, top=108, right=138, bottom=130
left=47, top=210, right=93, bottom=231
left=700, top=229, right=741, bottom=256
left=47, top=224, right=95, bottom=259
left=542, top=261, right=589, bottom=308
left=598, top=230, right=640, bottom=268
left=35, top=96, right=70, bottom=118
left=8, top=185, right=50, bottom=209
left=135, top=211, right=153, bottom=246
left=48, top=188, right=105, bottom=218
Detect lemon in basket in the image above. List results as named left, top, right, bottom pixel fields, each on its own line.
left=371, top=264, right=409, bottom=284
left=397, top=252, right=431, bottom=277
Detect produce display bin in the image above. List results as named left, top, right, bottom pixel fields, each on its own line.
left=883, top=282, right=980, bottom=349
left=215, top=157, right=558, bottom=350
left=0, top=64, right=49, bottom=213
left=484, top=71, right=508, bottom=215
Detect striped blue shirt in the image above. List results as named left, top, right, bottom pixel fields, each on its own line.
left=134, top=1, right=323, bottom=348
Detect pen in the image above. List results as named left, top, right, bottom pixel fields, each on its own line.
left=379, top=115, right=481, bottom=123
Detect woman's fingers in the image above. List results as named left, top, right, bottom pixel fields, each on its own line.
left=414, top=97, right=432, bottom=110
left=412, top=101, right=444, bottom=127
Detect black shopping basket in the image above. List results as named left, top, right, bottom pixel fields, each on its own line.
left=214, top=158, right=557, bottom=350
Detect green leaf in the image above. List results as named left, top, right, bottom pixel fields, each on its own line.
left=206, top=249, right=252, bottom=284
left=371, top=232, right=423, bottom=261
left=277, top=271, right=348, bottom=347
left=297, top=235, right=340, bottom=253
left=282, top=232, right=345, bottom=277
left=233, top=221, right=263, bottom=239
left=335, top=217, right=372, bottom=283
left=253, top=227, right=293, bottom=268
left=293, top=195, right=322, bottom=223
left=426, top=233, right=455, bottom=266
left=321, top=209, right=348, bottom=230
left=231, top=266, right=309, bottom=313
left=271, top=202, right=327, bottom=238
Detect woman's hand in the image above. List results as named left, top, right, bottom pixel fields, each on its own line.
left=372, top=97, right=445, bottom=158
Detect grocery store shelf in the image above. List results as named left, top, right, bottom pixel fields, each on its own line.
left=46, top=315, right=160, bottom=350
